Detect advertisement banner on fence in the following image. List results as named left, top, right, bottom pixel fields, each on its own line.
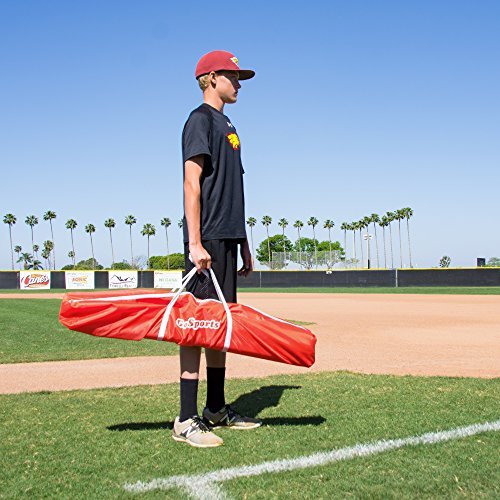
left=65, top=271, right=95, bottom=290
left=154, top=270, right=183, bottom=289
left=20, top=271, right=51, bottom=290
left=108, top=271, right=138, bottom=289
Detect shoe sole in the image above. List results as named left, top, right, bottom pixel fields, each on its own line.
left=210, top=422, right=262, bottom=430
left=172, top=434, right=223, bottom=448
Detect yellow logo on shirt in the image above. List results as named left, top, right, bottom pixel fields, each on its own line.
left=227, top=133, right=240, bottom=150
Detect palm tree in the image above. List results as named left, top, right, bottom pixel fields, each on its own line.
left=160, top=217, right=172, bottom=269
left=278, top=218, right=289, bottom=258
left=25, top=215, right=38, bottom=258
left=65, top=219, right=77, bottom=264
left=20, top=252, right=33, bottom=270
left=293, top=220, right=304, bottom=268
left=246, top=217, right=257, bottom=260
left=357, top=220, right=365, bottom=267
left=324, top=219, right=335, bottom=265
left=14, top=245, right=22, bottom=270
left=33, top=244, right=40, bottom=261
left=307, top=216, right=319, bottom=268
left=125, top=215, right=137, bottom=266
left=3, top=213, right=17, bottom=270
left=386, top=211, right=395, bottom=268
left=340, top=222, right=348, bottom=265
left=403, top=207, right=414, bottom=268
left=32, top=259, right=42, bottom=271
left=43, top=211, right=57, bottom=269
left=395, top=209, right=405, bottom=268
left=104, top=218, right=116, bottom=268
left=141, top=223, right=156, bottom=268
left=370, top=213, right=380, bottom=268
left=261, top=215, right=272, bottom=265
left=85, top=224, right=96, bottom=269
left=41, top=248, right=50, bottom=269
left=379, top=216, right=389, bottom=269
left=350, top=223, right=357, bottom=267
left=68, top=250, right=76, bottom=269
left=43, top=240, right=54, bottom=269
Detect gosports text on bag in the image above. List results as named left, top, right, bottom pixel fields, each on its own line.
left=59, top=268, right=316, bottom=368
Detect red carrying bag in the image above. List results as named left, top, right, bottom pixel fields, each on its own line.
left=59, top=267, right=316, bottom=367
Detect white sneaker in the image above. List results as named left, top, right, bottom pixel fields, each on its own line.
left=172, top=416, right=223, bottom=448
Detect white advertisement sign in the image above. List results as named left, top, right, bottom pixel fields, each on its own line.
left=108, top=271, right=138, bottom=289
left=20, top=271, right=51, bottom=290
left=65, top=271, right=95, bottom=290
left=154, top=270, right=183, bottom=289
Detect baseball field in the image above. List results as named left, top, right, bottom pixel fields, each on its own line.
left=1, top=288, right=499, bottom=498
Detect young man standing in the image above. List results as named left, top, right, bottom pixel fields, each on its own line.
left=172, top=50, right=261, bottom=448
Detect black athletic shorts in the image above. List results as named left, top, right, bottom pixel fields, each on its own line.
left=183, top=239, right=243, bottom=303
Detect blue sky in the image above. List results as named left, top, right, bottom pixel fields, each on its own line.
left=1, top=0, right=499, bottom=269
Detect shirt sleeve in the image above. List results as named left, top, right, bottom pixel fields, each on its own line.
left=182, top=110, right=211, bottom=163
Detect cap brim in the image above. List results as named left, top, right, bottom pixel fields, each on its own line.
left=238, top=69, right=255, bottom=80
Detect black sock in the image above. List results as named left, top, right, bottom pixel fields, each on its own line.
left=179, top=378, right=199, bottom=422
left=206, top=367, right=226, bottom=413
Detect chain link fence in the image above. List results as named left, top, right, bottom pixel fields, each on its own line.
left=254, top=251, right=351, bottom=270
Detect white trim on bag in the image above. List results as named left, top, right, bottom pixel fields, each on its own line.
left=156, top=267, right=233, bottom=350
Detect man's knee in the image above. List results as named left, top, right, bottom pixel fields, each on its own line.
left=205, top=348, right=226, bottom=368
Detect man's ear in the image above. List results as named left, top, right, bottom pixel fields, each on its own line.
left=209, top=71, right=217, bottom=87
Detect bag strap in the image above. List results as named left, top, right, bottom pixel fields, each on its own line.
left=157, top=266, right=233, bottom=352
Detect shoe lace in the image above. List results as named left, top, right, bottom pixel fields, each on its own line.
left=192, top=416, right=211, bottom=433
left=225, top=405, right=241, bottom=421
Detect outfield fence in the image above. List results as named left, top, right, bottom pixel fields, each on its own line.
left=0, top=268, right=499, bottom=289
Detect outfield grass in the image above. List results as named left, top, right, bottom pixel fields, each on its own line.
left=0, top=372, right=498, bottom=498
left=239, top=286, right=500, bottom=294
left=0, top=299, right=177, bottom=364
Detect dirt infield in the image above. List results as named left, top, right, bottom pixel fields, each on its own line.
left=1, top=292, right=499, bottom=394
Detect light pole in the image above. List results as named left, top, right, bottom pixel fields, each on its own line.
left=363, top=233, right=373, bottom=269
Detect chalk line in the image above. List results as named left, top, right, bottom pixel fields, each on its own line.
left=123, top=419, right=500, bottom=498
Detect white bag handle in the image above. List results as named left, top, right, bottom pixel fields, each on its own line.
left=157, top=266, right=233, bottom=352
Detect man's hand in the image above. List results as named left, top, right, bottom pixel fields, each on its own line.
left=238, top=239, right=253, bottom=277
left=189, top=242, right=211, bottom=272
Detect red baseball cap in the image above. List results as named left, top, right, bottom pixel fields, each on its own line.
left=195, top=50, right=255, bottom=80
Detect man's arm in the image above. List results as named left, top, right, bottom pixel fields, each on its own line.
left=184, top=155, right=211, bottom=271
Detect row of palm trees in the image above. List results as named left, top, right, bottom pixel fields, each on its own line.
left=245, top=209, right=413, bottom=268
left=2, top=212, right=174, bottom=270
left=339, top=208, right=414, bottom=268
left=3, top=208, right=414, bottom=270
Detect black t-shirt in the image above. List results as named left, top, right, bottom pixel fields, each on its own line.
left=182, top=103, right=246, bottom=242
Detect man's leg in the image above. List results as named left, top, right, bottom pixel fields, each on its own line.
left=205, top=349, right=226, bottom=413
left=179, top=345, right=201, bottom=422
left=172, top=244, right=223, bottom=447
left=202, top=240, right=262, bottom=430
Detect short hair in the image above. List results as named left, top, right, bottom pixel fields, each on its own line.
left=198, top=74, right=211, bottom=91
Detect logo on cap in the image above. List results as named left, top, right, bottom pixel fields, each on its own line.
left=230, top=56, right=239, bottom=66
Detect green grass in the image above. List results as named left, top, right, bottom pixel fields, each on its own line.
left=0, top=299, right=177, bottom=363
left=239, top=286, right=500, bottom=294
left=0, top=372, right=498, bottom=498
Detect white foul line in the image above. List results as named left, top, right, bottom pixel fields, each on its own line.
left=123, top=419, right=500, bottom=499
